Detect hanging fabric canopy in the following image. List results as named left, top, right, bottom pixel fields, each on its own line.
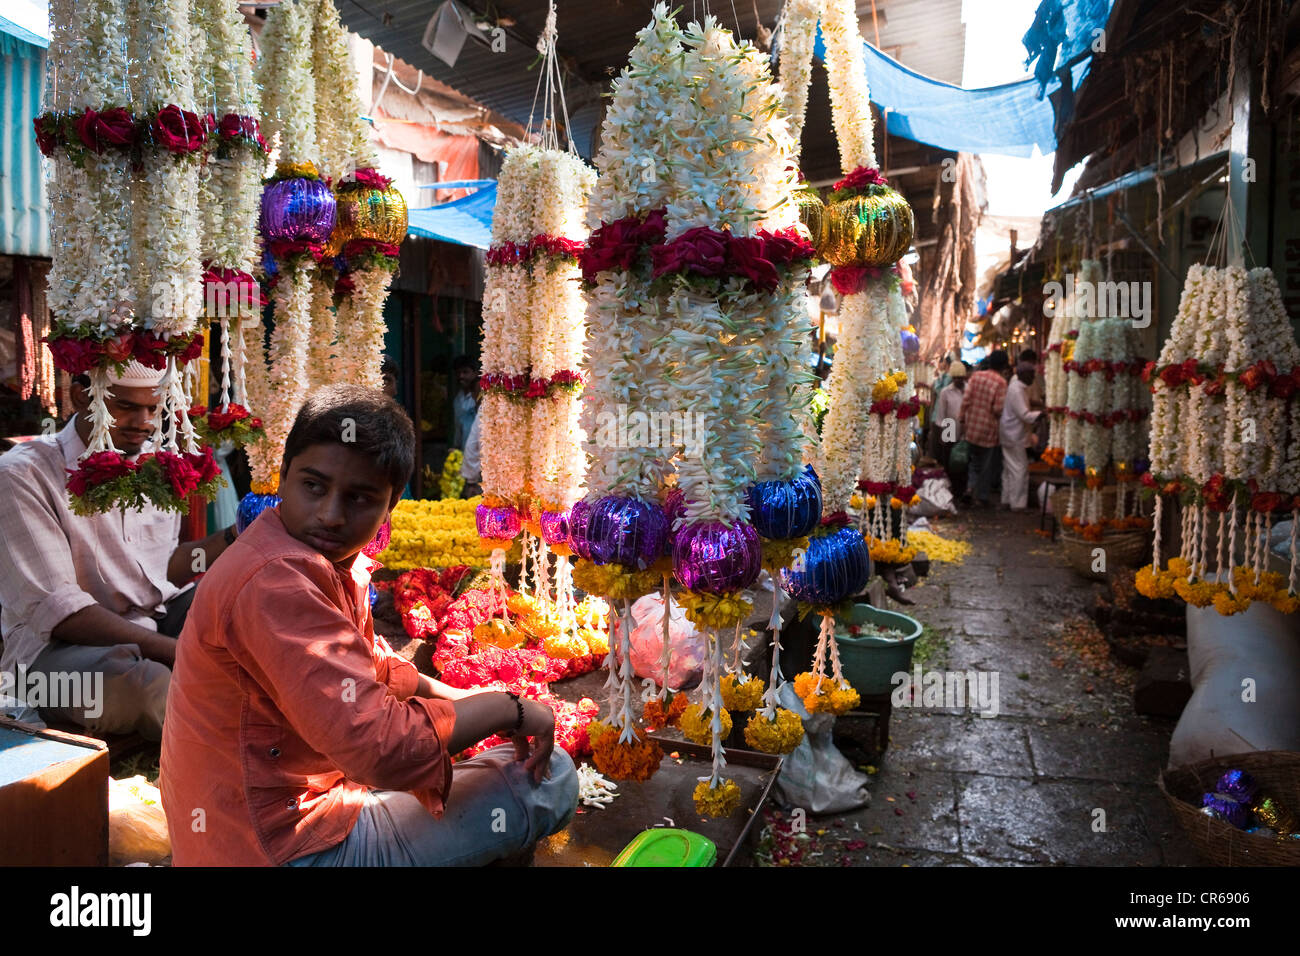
left=405, top=180, right=496, bottom=250
left=808, top=0, right=1112, bottom=158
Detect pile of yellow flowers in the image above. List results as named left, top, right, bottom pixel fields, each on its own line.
left=743, top=708, right=805, bottom=754
left=868, top=536, right=916, bottom=565
left=793, top=671, right=860, bottom=715
left=1135, top=560, right=1300, bottom=616
left=376, top=497, right=500, bottom=571
left=870, top=369, right=910, bottom=403
left=589, top=721, right=663, bottom=782
left=571, top=559, right=663, bottom=601
left=474, top=592, right=609, bottom=657
left=905, top=529, right=972, bottom=565
left=679, top=703, right=732, bottom=745
left=693, top=778, right=741, bottom=818
left=439, top=451, right=465, bottom=499
left=720, top=674, right=765, bottom=711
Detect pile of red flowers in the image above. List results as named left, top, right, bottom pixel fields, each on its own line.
left=458, top=691, right=599, bottom=760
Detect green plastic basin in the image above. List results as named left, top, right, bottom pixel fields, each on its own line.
left=612, top=828, right=717, bottom=867
left=832, top=604, right=924, bottom=697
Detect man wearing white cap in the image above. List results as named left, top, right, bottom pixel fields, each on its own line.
left=0, top=361, right=239, bottom=739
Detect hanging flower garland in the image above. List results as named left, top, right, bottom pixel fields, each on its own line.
left=1138, top=264, right=1300, bottom=615
left=194, top=0, right=267, bottom=451
left=248, top=0, right=335, bottom=496
left=778, top=0, right=823, bottom=148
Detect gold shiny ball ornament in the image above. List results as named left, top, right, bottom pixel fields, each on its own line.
left=796, top=192, right=827, bottom=250
left=821, top=187, right=915, bottom=267
left=335, top=185, right=409, bottom=246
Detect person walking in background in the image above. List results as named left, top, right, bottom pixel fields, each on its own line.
left=928, top=360, right=966, bottom=462
left=452, top=356, right=479, bottom=451
left=959, top=349, right=1010, bottom=508
left=999, top=360, right=1042, bottom=512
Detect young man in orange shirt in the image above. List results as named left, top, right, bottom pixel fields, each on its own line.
left=160, top=385, right=576, bottom=866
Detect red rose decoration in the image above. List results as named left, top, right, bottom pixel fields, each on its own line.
left=1140, top=472, right=1158, bottom=489
left=636, top=209, right=668, bottom=244
left=250, top=417, right=263, bottom=430
left=186, top=448, right=222, bottom=486
left=132, top=332, right=170, bottom=370
left=1203, top=375, right=1226, bottom=397
left=151, top=105, right=207, bottom=154
left=727, top=234, right=780, bottom=291
left=67, top=450, right=137, bottom=497
left=832, top=165, right=888, bottom=193
left=334, top=273, right=356, bottom=296
left=155, top=451, right=201, bottom=499
left=1252, top=491, right=1285, bottom=514
left=46, top=336, right=105, bottom=375
left=350, top=167, right=394, bottom=190
left=74, top=107, right=137, bottom=154
left=33, top=115, right=58, bottom=156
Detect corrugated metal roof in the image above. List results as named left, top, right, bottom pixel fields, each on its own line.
left=0, top=15, right=49, bottom=258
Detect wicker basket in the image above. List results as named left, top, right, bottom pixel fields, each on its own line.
left=1060, top=529, right=1150, bottom=579
left=1160, top=751, right=1300, bottom=866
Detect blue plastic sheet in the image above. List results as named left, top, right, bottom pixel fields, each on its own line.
left=405, top=181, right=496, bottom=250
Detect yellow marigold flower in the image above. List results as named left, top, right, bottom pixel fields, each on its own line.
left=1172, top=577, right=1217, bottom=608
left=543, top=632, right=588, bottom=660
left=1213, top=591, right=1252, bottom=616
left=871, top=376, right=900, bottom=402
left=587, top=720, right=612, bottom=746
left=678, top=589, right=752, bottom=630
left=743, top=708, right=805, bottom=754
left=508, top=593, right=543, bottom=617
left=1270, top=592, right=1300, bottom=615
left=693, top=778, right=741, bottom=818
left=760, top=536, right=809, bottom=572
left=679, top=703, right=732, bottom=745
left=473, top=619, right=524, bottom=649
left=591, top=728, right=662, bottom=782
left=580, top=627, right=610, bottom=657
left=720, top=674, right=766, bottom=712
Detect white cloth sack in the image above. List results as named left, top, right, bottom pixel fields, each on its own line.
left=1171, top=596, right=1300, bottom=767
left=771, top=682, right=871, bottom=814
left=912, top=477, right=955, bottom=517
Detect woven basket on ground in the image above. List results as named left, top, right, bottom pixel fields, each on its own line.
left=1160, top=751, right=1300, bottom=866
left=1060, top=529, right=1150, bottom=579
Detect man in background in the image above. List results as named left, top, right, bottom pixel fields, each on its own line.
left=959, top=349, right=1010, bottom=509
left=1000, top=360, right=1042, bottom=512
left=452, top=356, right=479, bottom=451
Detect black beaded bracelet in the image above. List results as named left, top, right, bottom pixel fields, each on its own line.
left=505, top=692, right=525, bottom=734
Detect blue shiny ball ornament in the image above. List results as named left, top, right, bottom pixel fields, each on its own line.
left=587, top=495, right=669, bottom=570
left=745, top=465, right=823, bottom=540
left=782, top=526, right=871, bottom=605
left=236, top=492, right=281, bottom=534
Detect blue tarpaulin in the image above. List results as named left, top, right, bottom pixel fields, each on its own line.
left=405, top=181, right=495, bottom=250
left=0, top=15, right=49, bottom=257
left=809, top=0, right=1112, bottom=158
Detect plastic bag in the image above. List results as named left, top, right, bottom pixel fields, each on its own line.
left=611, top=592, right=707, bottom=691
left=912, top=476, right=955, bottom=517
left=948, top=440, right=971, bottom=471
left=109, top=775, right=171, bottom=866
left=770, top=683, right=871, bottom=814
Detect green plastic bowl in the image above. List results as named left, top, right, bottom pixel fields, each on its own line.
left=832, top=604, right=924, bottom=697
left=612, top=828, right=717, bottom=867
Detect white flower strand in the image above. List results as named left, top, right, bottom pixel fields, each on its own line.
left=778, top=0, right=822, bottom=148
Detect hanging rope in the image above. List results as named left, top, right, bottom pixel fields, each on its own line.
left=526, top=0, right=577, bottom=154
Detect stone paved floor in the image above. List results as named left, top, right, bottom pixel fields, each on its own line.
left=774, top=507, right=1202, bottom=867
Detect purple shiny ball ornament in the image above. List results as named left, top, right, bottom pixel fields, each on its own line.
left=1214, top=770, right=1259, bottom=805
left=236, top=492, right=281, bottom=534
left=782, top=526, right=871, bottom=605
left=368, top=583, right=378, bottom=607
left=539, top=509, right=570, bottom=546
left=746, top=465, right=823, bottom=540
left=362, top=519, right=391, bottom=558
left=568, top=499, right=595, bottom=560
left=475, top=503, right=521, bottom=541
left=672, top=521, right=762, bottom=594
left=661, top=487, right=686, bottom=556
left=260, top=177, right=337, bottom=245
left=1201, top=793, right=1251, bottom=830
left=588, top=496, right=669, bottom=570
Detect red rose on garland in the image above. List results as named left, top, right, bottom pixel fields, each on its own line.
left=33, top=115, right=58, bottom=156
left=45, top=336, right=105, bottom=375
left=186, top=448, right=222, bottom=486
left=350, top=167, right=394, bottom=190
left=74, top=107, right=137, bottom=154
left=727, top=234, right=780, bottom=291
left=133, top=332, right=170, bottom=370
left=151, top=105, right=207, bottom=154
left=832, top=165, right=889, bottom=194
left=155, top=451, right=202, bottom=499
left=651, top=227, right=729, bottom=279
left=67, top=451, right=136, bottom=497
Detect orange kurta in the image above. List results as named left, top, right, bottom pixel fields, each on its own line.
left=160, top=507, right=456, bottom=866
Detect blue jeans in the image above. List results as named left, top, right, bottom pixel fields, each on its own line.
left=967, top=443, right=1002, bottom=504
left=287, top=746, right=578, bottom=867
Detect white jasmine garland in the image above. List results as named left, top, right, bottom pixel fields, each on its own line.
left=820, top=0, right=876, bottom=172
left=258, top=0, right=317, bottom=166
left=313, top=0, right=379, bottom=182
left=305, top=276, right=337, bottom=386
left=778, top=0, right=822, bottom=149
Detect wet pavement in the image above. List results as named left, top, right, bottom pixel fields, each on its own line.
left=764, top=507, right=1202, bottom=867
